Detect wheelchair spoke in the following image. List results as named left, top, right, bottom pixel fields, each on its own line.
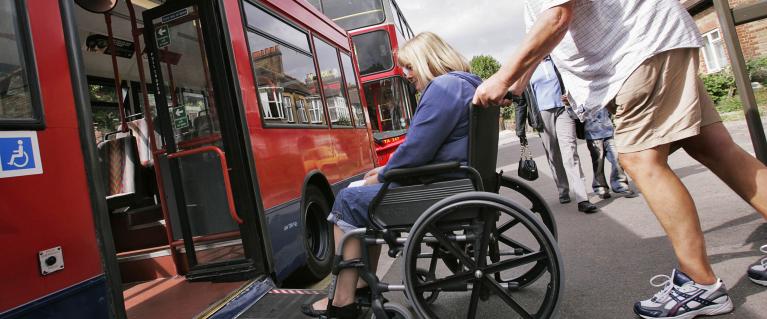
left=482, top=276, right=533, bottom=319
left=496, top=218, right=520, bottom=233
left=416, top=271, right=474, bottom=292
left=485, top=251, right=546, bottom=274
left=467, top=279, right=482, bottom=319
left=427, top=225, right=476, bottom=269
left=498, top=234, right=535, bottom=254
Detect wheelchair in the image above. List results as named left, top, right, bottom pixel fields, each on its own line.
left=325, top=103, right=564, bottom=319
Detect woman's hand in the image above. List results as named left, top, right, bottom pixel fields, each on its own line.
left=363, top=167, right=383, bottom=185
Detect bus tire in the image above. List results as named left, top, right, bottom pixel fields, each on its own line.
left=299, top=185, right=334, bottom=282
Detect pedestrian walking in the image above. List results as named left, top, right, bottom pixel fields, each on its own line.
left=528, top=56, right=595, bottom=212
left=583, top=107, right=636, bottom=199
left=473, top=1, right=767, bottom=318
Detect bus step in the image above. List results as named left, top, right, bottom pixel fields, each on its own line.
left=186, top=261, right=259, bottom=282
left=236, top=289, right=326, bottom=319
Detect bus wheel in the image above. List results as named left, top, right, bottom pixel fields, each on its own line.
left=300, top=185, right=334, bottom=282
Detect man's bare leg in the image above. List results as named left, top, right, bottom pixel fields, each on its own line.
left=619, top=144, right=716, bottom=284
left=680, top=122, right=767, bottom=219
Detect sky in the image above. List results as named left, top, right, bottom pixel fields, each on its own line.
left=397, top=0, right=527, bottom=64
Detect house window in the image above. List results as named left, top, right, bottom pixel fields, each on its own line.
left=258, top=86, right=284, bottom=119
left=702, top=29, right=729, bottom=73
left=308, top=96, right=324, bottom=123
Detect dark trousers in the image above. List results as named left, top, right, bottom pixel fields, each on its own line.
left=586, top=137, right=629, bottom=194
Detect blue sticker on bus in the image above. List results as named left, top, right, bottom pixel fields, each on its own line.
left=0, top=131, right=43, bottom=178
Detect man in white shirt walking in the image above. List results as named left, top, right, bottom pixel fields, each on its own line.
left=473, top=1, right=767, bottom=318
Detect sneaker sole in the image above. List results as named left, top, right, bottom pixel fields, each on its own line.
left=637, top=298, right=733, bottom=319
left=750, top=277, right=767, bottom=286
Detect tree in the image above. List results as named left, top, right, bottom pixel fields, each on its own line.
left=469, top=55, right=501, bottom=80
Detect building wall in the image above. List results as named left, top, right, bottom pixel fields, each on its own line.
left=685, top=0, right=767, bottom=73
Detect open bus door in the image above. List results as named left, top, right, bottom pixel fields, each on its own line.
left=141, top=0, right=269, bottom=282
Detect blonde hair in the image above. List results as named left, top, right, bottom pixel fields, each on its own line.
left=397, top=32, right=470, bottom=87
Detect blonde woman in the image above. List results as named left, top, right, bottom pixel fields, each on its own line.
left=301, top=32, right=482, bottom=318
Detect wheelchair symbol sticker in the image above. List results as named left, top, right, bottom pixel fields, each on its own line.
left=0, top=131, right=43, bottom=178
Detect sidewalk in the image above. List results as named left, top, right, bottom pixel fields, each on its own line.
left=495, top=119, right=767, bottom=318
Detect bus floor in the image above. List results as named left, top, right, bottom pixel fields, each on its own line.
left=123, top=277, right=248, bottom=319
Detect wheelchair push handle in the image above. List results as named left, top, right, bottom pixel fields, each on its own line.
left=471, top=91, right=518, bottom=108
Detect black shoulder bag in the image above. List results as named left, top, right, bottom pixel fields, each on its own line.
left=518, top=137, right=538, bottom=181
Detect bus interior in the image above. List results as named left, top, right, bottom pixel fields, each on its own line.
left=75, top=1, right=266, bottom=317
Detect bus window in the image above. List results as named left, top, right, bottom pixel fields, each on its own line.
left=306, top=0, right=322, bottom=11
left=340, top=53, right=366, bottom=128
left=321, top=0, right=385, bottom=30
left=88, top=77, right=131, bottom=140
left=0, top=0, right=42, bottom=129
left=352, top=31, right=393, bottom=75
left=243, top=2, right=310, bottom=53
left=247, top=31, right=323, bottom=125
left=314, top=37, right=352, bottom=127
left=364, top=77, right=412, bottom=141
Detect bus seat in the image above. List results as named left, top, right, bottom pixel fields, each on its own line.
left=193, top=113, right=212, bottom=138
left=98, top=135, right=139, bottom=211
left=126, top=118, right=154, bottom=167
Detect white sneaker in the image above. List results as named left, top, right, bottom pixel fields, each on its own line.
left=633, top=269, right=733, bottom=319
left=747, top=244, right=767, bottom=286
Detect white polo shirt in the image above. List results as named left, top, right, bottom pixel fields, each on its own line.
left=524, top=0, right=703, bottom=120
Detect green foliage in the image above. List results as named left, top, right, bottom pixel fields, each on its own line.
left=93, top=109, right=119, bottom=132
left=501, top=104, right=515, bottom=120
left=701, top=70, right=735, bottom=104
left=469, top=55, right=501, bottom=80
left=716, top=95, right=743, bottom=114
left=747, top=56, right=767, bottom=84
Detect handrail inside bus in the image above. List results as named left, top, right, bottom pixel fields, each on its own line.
left=167, top=146, right=244, bottom=224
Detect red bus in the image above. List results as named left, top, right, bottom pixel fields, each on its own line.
left=1, top=0, right=375, bottom=317
left=308, top=0, right=418, bottom=165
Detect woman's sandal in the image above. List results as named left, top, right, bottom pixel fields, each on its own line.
left=301, top=302, right=360, bottom=319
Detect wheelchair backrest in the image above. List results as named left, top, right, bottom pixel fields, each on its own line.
left=468, top=104, right=500, bottom=192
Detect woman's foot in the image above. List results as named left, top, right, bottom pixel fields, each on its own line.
left=301, top=299, right=360, bottom=319
left=301, top=298, right=328, bottom=317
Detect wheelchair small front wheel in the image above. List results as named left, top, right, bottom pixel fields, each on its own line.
left=371, top=303, right=413, bottom=319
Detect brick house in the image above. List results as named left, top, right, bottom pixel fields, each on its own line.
left=682, top=0, right=767, bottom=73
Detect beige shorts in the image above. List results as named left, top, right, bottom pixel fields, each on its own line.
left=607, top=48, right=721, bottom=153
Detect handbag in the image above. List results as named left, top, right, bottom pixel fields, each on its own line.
left=517, top=139, right=539, bottom=181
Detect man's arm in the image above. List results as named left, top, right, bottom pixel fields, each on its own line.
left=473, top=3, right=573, bottom=106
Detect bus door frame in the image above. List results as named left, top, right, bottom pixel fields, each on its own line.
left=142, top=0, right=272, bottom=280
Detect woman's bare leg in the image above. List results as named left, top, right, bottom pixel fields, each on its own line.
left=313, top=225, right=362, bottom=309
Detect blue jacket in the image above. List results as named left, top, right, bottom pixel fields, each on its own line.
left=379, top=71, right=482, bottom=182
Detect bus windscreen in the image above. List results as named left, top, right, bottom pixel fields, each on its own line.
left=352, top=31, right=393, bottom=75
left=322, top=0, right=385, bottom=30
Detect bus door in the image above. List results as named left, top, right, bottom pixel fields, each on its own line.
left=142, top=1, right=267, bottom=281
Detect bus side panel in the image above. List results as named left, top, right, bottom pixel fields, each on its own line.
left=263, top=201, right=304, bottom=280
left=0, top=2, right=106, bottom=316
left=225, top=0, right=375, bottom=277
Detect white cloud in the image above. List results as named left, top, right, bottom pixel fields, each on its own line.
left=397, top=0, right=527, bottom=64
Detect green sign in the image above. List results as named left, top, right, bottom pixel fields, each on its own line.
left=172, top=106, right=189, bottom=129
left=156, top=25, right=171, bottom=48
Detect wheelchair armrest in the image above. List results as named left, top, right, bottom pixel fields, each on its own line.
left=383, top=162, right=461, bottom=182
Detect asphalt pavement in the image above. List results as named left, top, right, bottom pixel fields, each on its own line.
left=372, top=119, right=767, bottom=318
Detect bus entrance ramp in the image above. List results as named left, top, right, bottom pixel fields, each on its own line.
left=204, top=277, right=326, bottom=319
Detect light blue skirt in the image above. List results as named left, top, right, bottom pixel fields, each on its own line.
left=327, top=184, right=383, bottom=233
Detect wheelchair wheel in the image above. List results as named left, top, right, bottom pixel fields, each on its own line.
left=403, top=192, right=563, bottom=319
left=498, top=175, right=557, bottom=238
left=371, top=303, right=414, bottom=319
